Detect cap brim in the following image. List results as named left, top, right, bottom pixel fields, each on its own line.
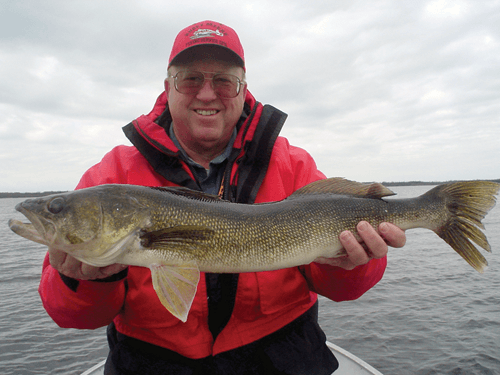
left=169, top=44, right=244, bottom=68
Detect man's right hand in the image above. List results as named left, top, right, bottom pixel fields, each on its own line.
left=48, top=247, right=127, bottom=280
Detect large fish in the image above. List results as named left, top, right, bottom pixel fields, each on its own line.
left=9, top=178, right=499, bottom=322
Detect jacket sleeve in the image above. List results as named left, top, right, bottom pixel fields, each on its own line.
left=39, top=254, right=127, bottom=329
left=38, top=147, right=132, bottom=329
left=300, top=258, right=387, bottom=302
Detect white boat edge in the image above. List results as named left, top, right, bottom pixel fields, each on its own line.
left=80, top=359, right=106, bottom=375
left=80, top=341, right=384, bottom=375
left=326, top=341, right=384, bottom=375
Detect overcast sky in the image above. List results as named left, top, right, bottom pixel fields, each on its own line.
left=1, top=0, right=499, bottom=192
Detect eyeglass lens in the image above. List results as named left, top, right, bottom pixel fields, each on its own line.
left=175, top=71, right=241, bottom=98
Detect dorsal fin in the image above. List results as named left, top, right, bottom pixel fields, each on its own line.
left=289, top=178, right=396, bottom=199
left=148, top=186, right=225, bottom=202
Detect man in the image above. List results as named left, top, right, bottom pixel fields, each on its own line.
left=40, top=21, right=406, bottom=374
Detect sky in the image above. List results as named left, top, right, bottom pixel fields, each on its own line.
left=1, top=0, right=499, bottom=192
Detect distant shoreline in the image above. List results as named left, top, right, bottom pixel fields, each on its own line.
left=0, top=191, right=69, bottom=198
left=2, top=179, right=499, bottom=198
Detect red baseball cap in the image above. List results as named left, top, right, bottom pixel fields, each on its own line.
left=168, top=21, right=245, bottom=69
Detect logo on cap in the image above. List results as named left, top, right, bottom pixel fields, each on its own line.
left=191, top=28, right=225, bottom=40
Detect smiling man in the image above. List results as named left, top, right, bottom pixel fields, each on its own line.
left=39, top=20, right=406, bottom=374
left=166, top=57, right=246, bottom=166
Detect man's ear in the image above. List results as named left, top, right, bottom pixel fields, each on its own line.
left=164, top=78, right=170, bottom=99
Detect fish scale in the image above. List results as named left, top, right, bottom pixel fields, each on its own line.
left=8, top=178, right=499, bottom=322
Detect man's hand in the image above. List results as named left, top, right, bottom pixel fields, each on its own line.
left=49, top=247, right=127, bottom=280
left=315, top=221, right=406, bottom=270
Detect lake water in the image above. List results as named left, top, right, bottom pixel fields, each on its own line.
left=1, top=185, right=499, bottom=374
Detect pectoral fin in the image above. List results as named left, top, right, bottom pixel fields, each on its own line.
left=149, top=262, right=200, bottom=323
left=140, top=226, right=214, bottom=250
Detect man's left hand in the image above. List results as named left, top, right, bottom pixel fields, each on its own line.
left=314, top=221, right=406, bottom=270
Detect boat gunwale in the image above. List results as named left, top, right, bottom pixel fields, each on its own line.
left=79, top=341, right=384, bottom=375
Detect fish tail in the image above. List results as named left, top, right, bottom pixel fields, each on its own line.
left=429, top=181, right=499, bottom=273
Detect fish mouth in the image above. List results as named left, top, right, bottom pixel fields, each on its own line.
left=11, top=202, right=57, bottom=245
left=8, top=219, right=47, bottom=245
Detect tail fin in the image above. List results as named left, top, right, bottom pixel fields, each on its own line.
left=431, top=181, right=499, bottom=273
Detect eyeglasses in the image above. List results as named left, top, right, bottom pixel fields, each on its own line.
left=170, top=70, right=245, bottom=99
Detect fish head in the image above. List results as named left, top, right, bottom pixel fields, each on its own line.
left=10, top=185, right=151, bottom=263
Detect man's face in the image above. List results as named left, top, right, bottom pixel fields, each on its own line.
left=165, top=59, right=246, bottom=156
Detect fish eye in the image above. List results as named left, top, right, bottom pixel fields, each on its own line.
left=47, top=197, right=65, bottom=214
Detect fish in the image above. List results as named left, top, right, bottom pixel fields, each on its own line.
left=8, top=178, right=499, bottom=322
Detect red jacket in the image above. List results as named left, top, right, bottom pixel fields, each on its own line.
left=39, top=91, right=386, bottom=359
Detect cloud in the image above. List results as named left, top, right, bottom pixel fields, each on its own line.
left=1, top=0, right=499, bottom=191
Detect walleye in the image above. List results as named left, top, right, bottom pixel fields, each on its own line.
left=9, top=178, right=499, bottom=322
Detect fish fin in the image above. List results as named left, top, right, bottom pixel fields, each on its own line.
left=149, top=262, right=200, bottom=322
left=290, top=178, right=396, bottom=199
left=140, top=226, right=214, bottom=250
left=147, top=186, right=225, bottom=202
left=431, top=181, right=499, bottom=273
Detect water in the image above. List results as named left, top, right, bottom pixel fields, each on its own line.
left=319, top=186, right=500, bottom=375
left=1, top=186, right=499, bottom=374
left=0, top=198, right=109, bottom=374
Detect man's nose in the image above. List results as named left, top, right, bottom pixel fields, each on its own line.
left=196, top=79, right=218, bottom=101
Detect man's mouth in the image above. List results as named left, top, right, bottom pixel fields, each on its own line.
left=195, top=109, right=219, bottom=116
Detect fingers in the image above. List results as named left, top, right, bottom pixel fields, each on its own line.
left=49, top=247, right=83, bottom=278
left=340, top=221, right=388, bottom=261
left=379, top=222, right=406, bottom=248
left=357, top=221, right=389, bottom=259
left=314, top=255, right=353, bottom=269
left=341, top=221, right=406, bottom=257
left=48, top=247, right=127, bottom=280
left=316, top=221, right=407, bottom=271
left=81, top=263, right=127, bottom=280
left=99, top=264, right=129, bottom=278
left=337, top=221, right=396, bottom=269
left=339, top=229, right=371, bottom=265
